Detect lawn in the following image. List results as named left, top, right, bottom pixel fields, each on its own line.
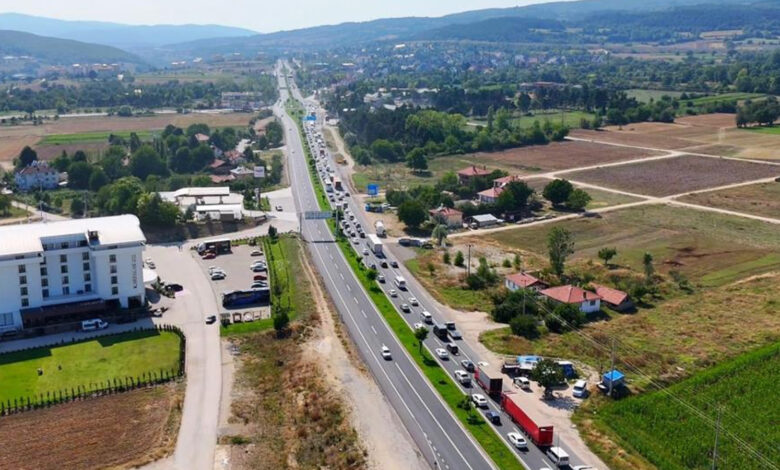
left=626, top=89, right=683, bottom=103
left=0, top=330, right=181, bottom=402
left=679, top=181, right=780, bottom=220
left=487, top=205, right=780, bottom=286
left=40, top=130, right=160, bottom=145
left=591, top=343, right=780, bottom=470
left=511, top=110, right=595, bottom=129
left=686, top=92, right=764, bottom=105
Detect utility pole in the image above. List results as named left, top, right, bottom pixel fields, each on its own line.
left=608, top=337, right=616, bottom=396
left=466, top=243, right=472, bottom=277
left=712, top=407, right=721, bottom=470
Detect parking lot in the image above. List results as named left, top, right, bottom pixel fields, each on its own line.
left=194, top=243, right=271, bottom=323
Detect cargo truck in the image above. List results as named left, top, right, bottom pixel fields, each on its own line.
left=366, top=234, right=384, bottom=256
left=500, top=392, right=554, bottom=447
left=375, top=220, right=386, bottom=237
left=475, top=366, right=503, bottom=398
left=333, top=177, right=343, bottom=191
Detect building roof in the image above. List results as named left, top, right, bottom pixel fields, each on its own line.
left=210, top=175, right=235, bottom=183
left=16, top=161, right=57, bottom=176
left=470, top=214, right=500, bottom=223
left=592, top=284, right=629, bottom=305
left=540, top=285, right=600, bottom=304
left=429, top=206, right=462, bottom=217
left=159, top=187, right=231, bottom=203
left=0, top=214, right=145, bottom=257
left=505, top=272, right=543, bottom=288
left=493, top=175, right=521, bottom=186
left=194, top=133, right=210, bottom=142
left=457, top=165, right=491, bottom=177
left=209, top=159, right=228, bottom=169
left=478, top=187, right=504, bottom=199
left=230, top=167, right=254, bottom=176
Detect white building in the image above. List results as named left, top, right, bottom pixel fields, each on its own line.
left=159, top=186, right=244, bottom=221
left=15, top=161, right=63, bottom=191
left=0, top=215, right=146, bottom=332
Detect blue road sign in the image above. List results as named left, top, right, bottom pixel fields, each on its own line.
left=367, top=184, right=379, bottom=196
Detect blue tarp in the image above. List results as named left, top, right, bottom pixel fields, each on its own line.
left=517, top=355, right=541, bottom=364
left=603, top=369, right=625, bottom=385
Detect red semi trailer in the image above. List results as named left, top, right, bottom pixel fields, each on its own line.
left=501, top=392, right=554, bottom=447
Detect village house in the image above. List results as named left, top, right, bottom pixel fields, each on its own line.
left=429, top=206, right=463, bottom=228
left=504, top=272, right=548, bottom=292
left=209, top=159, right=231, bottom=175
left=230, top=167, right=254, bottom=180
left=14, top=161, right=63, bottom=191
left=493, top=174, right=522, bottom=189
left=457, top=165, right=492, bottom=185
left=592, top=284, right=634, bottom=312
left=539, top=285, right=601, bottom=313
left=477, top=187, right=503, bottom=205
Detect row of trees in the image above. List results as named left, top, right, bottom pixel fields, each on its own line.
left=735, top=96, right=780, bottom=127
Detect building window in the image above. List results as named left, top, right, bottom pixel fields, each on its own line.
left=82, top=252, right=89, bottom=261
left=83, top=262, right=90, bottom=271
left=61, top=265, right=68, bottom=274
left=63, top=286, right=70, bottom=295
left=41, top=278, right=48, bottom=287
left=111, top=286, right=118, bottom=296
left=61, top=242, right=69, bottom=249
left=19, top=275, right=27, bottom=285
left=109, top=254, right=117, bottom=263
left=42, top=289, right=49, bottom=298
left=84, top=273, right=91, bottom=282
left=62, top=276, right=69, bottom=285
left=20, top=287, right=27, bottom=296
left=40, top=266, right=47, bottom=276
left=60, top=255, right=67, bottom=263
left=18, top=265, right=25, bottom=274
left=110, top=265, right=117, bottom=274
left=85, top=284, right=91, bottom=293
left=111, top=276, right=118, bottom=285
left=21, top=298, right=29, bottom=308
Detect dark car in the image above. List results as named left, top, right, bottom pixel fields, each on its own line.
left=166, top=283, right=183, bottom=292
left=380, top=260, right=389, bottom=268
left=390, top=260, right=399, bottom=268
left=485, top=410, right=501, bottom=424
left=206, top=315, right=217, bottom=324
left=461, top=359, right=475, bottom=372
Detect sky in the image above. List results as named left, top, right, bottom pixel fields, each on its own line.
left=0, top=0, right=563, bottom=33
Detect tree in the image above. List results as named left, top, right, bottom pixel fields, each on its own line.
left=531, top=359, right=565, bottom=399
left=70, top=197, right=85, bottom=216
left=169, top=147, right=192, bottom=173
left=443, top=252, right=451, bottom=265
left=18, top=146, right=37, bottom=168
left=510, top=314, right=539, bottom=339
left=497, top=181, right=534, bottom=214
left=0, top=194, right=12, bottom=216
left=598, top=247, right=618, bottom=266
left=643, top=252, right=655, bottom=282
left=454, top=250, right=465, bottom=267
left=129, top=145, right=168, bottom=180
left=414, top=326, right=429, bottom=354
left=366, top=268, right=378, bottom=281
left=67, top=162, right=93, bottom=189
left=547, top=226, right=574, bottom=277
left=136, top=192, right=180, bottom=227
left=397, top=200, right=426, bottom=229
left=566, top=189, right=591, bottom=211
left=268, top=224, right=278, bottom=240
left=542, top=179, right=574, bottom=206
left=553, top=303, right=585, bottom=331
left=432, top=224, right=448, bottom=246
left=96, top=176, right=145, bottom=215
left=406, top=148, right=428, bottom=172
left=88, top=167, right=109, bottom=191
left=273, top=307, right=290, bottom=336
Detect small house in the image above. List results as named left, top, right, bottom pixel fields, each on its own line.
left=477, top=187, right=503, bottom=205
left=194, top=133, right=210, bottom=144
left=467, top=214, right=500, bottom=228
left=457, top=165, right=491, bottom=185
left=539, top=285, right=600, bottom=313
left=429, top=206, right=463, bottom=228
left=592, top=284, right=634, bottom=312
left=15, top=161, right=62, bottom=191
left=504, top=272, right=547, bottom=292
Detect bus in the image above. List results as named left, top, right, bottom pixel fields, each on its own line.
left=222, top=288, right=270, bottom=308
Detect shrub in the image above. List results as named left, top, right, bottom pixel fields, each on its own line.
left=510, top=315, right=540, bottom=339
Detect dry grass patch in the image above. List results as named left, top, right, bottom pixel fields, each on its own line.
left=680, top=181, right=780, bottom=219
left=0, top=384, right=183, bottom=470
left=571, top=128, right=694, bottom=150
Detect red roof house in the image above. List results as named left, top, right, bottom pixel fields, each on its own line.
left=478, top=187, right=503, bottom=204
left=504, top=272, right=547, bottom=292
left=457, top=165, right=492, bottom=184
left=592, top=284, right=634, bottom=312
left=429, top=206, right=463, bottom=227
left=540, top=285, right=601, bottom=313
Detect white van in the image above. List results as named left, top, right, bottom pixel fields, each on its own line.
left=394, top=276, right=407, bottom=290
left=81, top=319, right=108, bottom=331
left=421, top=311, right=433, bottom=323
left=547, top=447, right=570, bottom=467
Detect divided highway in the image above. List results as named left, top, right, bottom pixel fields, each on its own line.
left=274, top=65, right=499, bottom=470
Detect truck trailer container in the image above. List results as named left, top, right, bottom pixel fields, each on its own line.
left=366, top=234, right=384, bottom=256
left=501, top=392, right=554, bottom=447
left=475, top=366, right=503, bottom=397
left=375, top=220, right=386, bottom=237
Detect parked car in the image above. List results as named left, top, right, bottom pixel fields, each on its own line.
left=250, top=250, right=263, bottom=256
left=507, top=432, right=528, bottom=449
left=165, top=283, right=183, bottom=292
left=251, top=281, right=268, bottom=289
left=572, top=379, right=588, bottom=398
left=211, top=272, right=226, bottom=280
left=471, top=393, right=488, bottom=408
left=435, top=348, right=449, bottom=359
left=251, top=265, right=267, bottom=272
left=206, top=315, right=217, bottom=324
left=253, top=273, right=268, bottom=281
left=413, top=322, right=427, bottom=331
left=202, top=252, right=216, bottom=260
left=275, top=205, right=283, bottom=211
left=515, top=376, right=532, bottom=390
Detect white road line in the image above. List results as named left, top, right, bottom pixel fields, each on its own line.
left=361, top=310, right=367, bottom=318
left=346, top=284, right=351, bottom=292
left=371, top=325, right=378, bottom=335
left=353, top=297, right=359, bottom=305
left=339, top=272, right=344, bottom=280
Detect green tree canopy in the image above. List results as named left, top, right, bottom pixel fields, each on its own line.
left=129, top=145, right=169, bottom=180
left=543, top=179, right=574, bottom=206
left=397, top=199, right=427, bottom=228
left=547, top=226, right=574, bottom=277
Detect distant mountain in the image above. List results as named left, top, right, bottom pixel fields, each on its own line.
left=0, top=13, right=256, bottom=50
left=0, top=30, right=144, bottom=65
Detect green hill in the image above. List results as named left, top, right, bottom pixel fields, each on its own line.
left=0, top=30, right=143, bottom=65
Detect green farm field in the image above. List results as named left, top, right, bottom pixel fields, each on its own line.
left=595, top=343, right=780, bottom=470
left=0, top=330, right=181, bottom=402
left=40, top=130, right=159, bottom=145
left=626, top=89, right=683, bottom=103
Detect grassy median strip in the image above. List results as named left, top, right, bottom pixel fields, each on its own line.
left=292, top=107, right=520, bottom=469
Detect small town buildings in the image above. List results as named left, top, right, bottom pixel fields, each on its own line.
left=159, top=186, right=244, bottom=221
left=457, top=165, right=492, bottom=185
left=429, top=206, right=463, bottom=228
left=229, top=167, right=254, bottom=180
left=467, top=213, right=501, bottom=228
left=477, top=187, right=503, bottom=205
left=0, top=215, right=146, bottom=332
left=504, top=272, right=547, bottom=292
left=592, top=284, right=634, bottom=312
left=539, top=285, right=601, bottom=313
left=15, top=161, right=63, bottom=191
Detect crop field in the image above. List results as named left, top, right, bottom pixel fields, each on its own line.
left=598, top=343, right=779, bottom=470
left=40, top=130, right=159, bottom=145
left=486, top=204, right=780, bottom=286
left=686, top=92, right=764, bottom=105
left=0, top=384, right=182, bottom=470
left=0, top=330, right=181, bottom=402
left=680, top=181, right=780, bottom=219
left=33, top=142, right=111, bottom=160
left=571, top=128, right=695, bottom=150
left=564, top=155, right=778, bottom=197
left=626, top=89, right=684, bottom=103
left=745, top=125, right=780, bottom=135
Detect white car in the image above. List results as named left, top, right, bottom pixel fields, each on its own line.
left=409, top=297, right=419, bottom=306
left=400, top=304, right=410, bottom=312
left=454, top=370, right=471, bottom=385
left=507, top=432, right=528, bottom=449
left=378, top=274, right=386, bottom=283
left=362, top=248, right=369, bottom=256
left=572, top=379, right=588, bottom=398
left=413, top=322, right=426, bottom=331
left=435, top=348, right=449, bottom=359
left=381, top=345, right=391, bottom=360
left=210, top=272, right=226, bottom=280
left=389, top=289, right=398, bottom=297
left=471, top=393, right=488, bottom=408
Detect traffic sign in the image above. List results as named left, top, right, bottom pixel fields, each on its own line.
left=367, top=184, right=379, bottom=196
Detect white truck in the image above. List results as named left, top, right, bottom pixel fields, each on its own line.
left=366, top=234, right=384, bottom=256
left=375, top=220, right=386, bottom=237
